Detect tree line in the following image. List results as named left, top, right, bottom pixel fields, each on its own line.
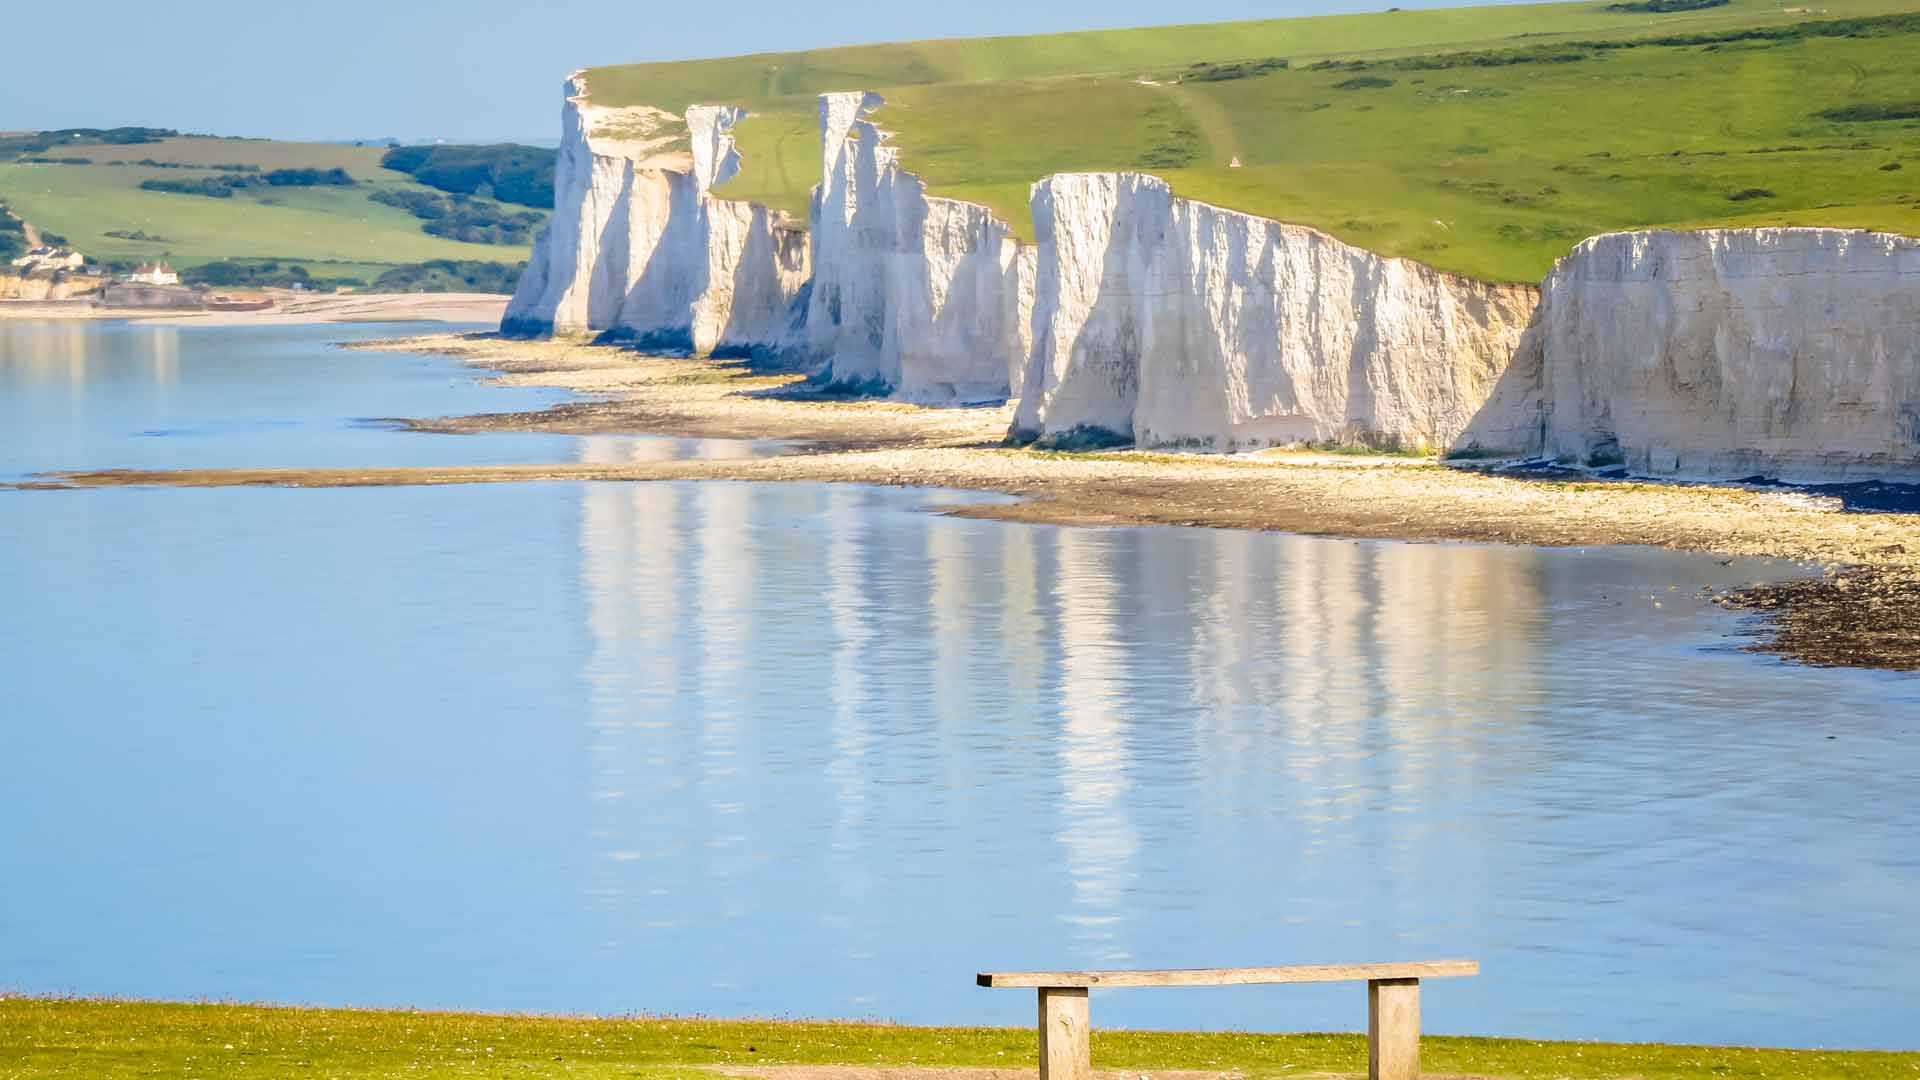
left=379, top=144, right=554, bottom=209
left=140, top=168, right=357, bottom=198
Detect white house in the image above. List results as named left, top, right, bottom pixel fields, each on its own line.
left=10, top=246, right=85, bottom=273
left=127, top=261, right=180, bottom=286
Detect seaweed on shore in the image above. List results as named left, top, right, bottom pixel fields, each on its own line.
left=1723, top=565, right=1920, bottom=670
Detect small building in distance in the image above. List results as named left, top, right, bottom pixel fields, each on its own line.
left=10, top=246, right=86, bottom=274
left=127, top=261, right=180, bottom=286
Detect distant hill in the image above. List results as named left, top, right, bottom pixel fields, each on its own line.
left=0, top=133, right=554, bottom=291
left=582, top=0, right=1920, bottom=281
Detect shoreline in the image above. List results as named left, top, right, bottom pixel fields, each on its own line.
left=0, top=996, right=1909, bottom=1079
left=0, top=292, right=509, bottom=326
left=16, top=330, right=1920, bottom=670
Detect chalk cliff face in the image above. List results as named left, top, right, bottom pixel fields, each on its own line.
left=804, top=92, right=1033, bottom=401
left=503, top=76, right=808, bottom=351
left=1013, top=173, right=1540, bottom=450
left=508, top=78, right=1920, bottom=481
left=1500, top=228, right=1920, bottom=480
left=0, top=273, right=93, bottom=301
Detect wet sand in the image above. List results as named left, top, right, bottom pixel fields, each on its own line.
left=22, top=331, right=1920, bottom=671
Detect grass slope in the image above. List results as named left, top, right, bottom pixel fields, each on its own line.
left=1, top=999, right=1914, bottom=1079
left=0, top=136, right=535, bottom=281
left=583, top=0, right=1920, bottom=282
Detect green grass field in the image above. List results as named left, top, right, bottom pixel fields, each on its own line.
left=0, top=136, right=535, bottom=281
left=0, top=999, right=1913, bottom=1079
left=30, top=136, right=389, bottom=172
left=583, top=0, right=1920, bottom=282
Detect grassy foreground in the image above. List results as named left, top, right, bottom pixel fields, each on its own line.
left=1, top=999, right=1914, bottom=1079
left=583, top=0, right=1920, bottom=282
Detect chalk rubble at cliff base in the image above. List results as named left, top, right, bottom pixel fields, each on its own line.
left=501, top=76, right=1920, bottom=483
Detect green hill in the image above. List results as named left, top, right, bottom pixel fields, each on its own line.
left=0, top=134, right=544, bottom=288
left=583, top=0, right=1920, bottom=282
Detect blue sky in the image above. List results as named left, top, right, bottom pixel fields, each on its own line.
left=4, top=0, right=1523, bottom=143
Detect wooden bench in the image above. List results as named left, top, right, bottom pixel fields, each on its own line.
left=977, top=961, right=1478, bottom=1080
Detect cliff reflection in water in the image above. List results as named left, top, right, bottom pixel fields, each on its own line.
left=571, top=436, right=1567, bottom=1020
left=565, top=440, right=1918, bottom=1044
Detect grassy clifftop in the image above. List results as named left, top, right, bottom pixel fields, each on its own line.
left=581, top=0, right=1920, bottom=282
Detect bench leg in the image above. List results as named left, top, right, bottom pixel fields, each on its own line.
left=1037, top=987, right=1091, bottom=1080
left=1367, top=978, right=1421, bottom=1080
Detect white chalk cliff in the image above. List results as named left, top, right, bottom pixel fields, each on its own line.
left=1013, top=173, right=1539, bottom=450
left=803, top=92, right=1034, bottom=402
left=1494, top=228, right=1920, bottom=481
left=503, top=75, right=809, bottom=353
left=508, top=76, right=1920, bottom=481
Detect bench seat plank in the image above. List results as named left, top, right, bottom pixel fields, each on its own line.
left=977, top=961, right=1477, bottom=989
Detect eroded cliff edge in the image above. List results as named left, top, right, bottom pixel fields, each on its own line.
left=502, top=77, right=809, bottom=353
left=504, top=76, right=1920, bottom=482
